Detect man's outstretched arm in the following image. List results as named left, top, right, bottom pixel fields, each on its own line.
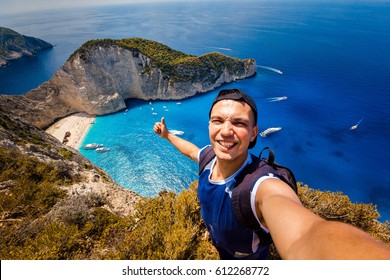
left=153, top=117, right=200, bottom=162
left=256, top=178, right=390, bottom=259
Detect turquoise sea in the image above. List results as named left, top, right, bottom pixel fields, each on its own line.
left=1, top=1, right=389, bottom=221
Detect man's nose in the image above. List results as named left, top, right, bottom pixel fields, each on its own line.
left=220, top=121, right=233, bottom=135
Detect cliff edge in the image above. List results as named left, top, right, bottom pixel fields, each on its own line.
left=1, top=38, right=256, bottom=129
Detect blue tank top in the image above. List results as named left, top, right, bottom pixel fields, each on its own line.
left=197, top=148, right=269, bottom=259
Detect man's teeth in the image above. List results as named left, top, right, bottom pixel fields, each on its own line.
left=219, top=141, right=235, bottom=148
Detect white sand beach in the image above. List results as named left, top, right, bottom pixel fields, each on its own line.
left=45, top=113, right=95, bottom=149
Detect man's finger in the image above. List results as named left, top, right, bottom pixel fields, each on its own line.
left=161, top=117, right=165, bottom=125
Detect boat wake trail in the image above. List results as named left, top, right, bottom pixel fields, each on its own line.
left=266, top=96, right=288, bottom=102
left=209, top=46, right=232, bottom=51
left=258, top=65, right=283, bottom=74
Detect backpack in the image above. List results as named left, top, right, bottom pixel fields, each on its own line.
left=198, top=146, right=298, bottom=245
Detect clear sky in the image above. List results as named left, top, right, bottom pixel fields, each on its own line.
left=0, top=0, right=184, bottom=15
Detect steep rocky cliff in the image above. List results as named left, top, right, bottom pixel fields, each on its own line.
left=0, top=27, right=53, bottom=66
left=1, top=38, right=256, bottom=129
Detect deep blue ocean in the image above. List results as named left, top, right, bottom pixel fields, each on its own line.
left=1, top=0, right=389, bottom=221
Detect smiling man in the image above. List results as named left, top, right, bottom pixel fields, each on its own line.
left=207, top=90, right=258, bottom=178
left=153, top=88, right=390, bottom=260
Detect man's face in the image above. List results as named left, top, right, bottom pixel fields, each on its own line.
left=209, top=99, right=258, bottom=162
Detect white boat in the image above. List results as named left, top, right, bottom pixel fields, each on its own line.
left=350, top=117, right=364, bottom=130
left=169, top=129, right=184, bottom=135
left=96, top=147, right=110, bottom=152
left=260, top=127, right=282, bottom=137
left=83, top=143, right=103, bottom=150
left=350, top=124, right=358, bottom=130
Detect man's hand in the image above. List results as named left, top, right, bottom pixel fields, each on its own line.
left=153, top=117, right=169, bottom=139
left=153, top=116, right=200, bottom=162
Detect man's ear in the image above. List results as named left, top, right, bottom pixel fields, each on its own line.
left=252, top=125, right=259, bottom=141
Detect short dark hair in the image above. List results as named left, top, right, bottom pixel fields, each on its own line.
left=209, top=89, right=258, bottom=149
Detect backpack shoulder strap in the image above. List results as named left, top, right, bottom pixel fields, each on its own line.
left=231, top=153, right=274, bottom=244
left=231, top=147, right=298, bottom=245
left=261, top=147, right=298, bottom=193
left=198, top=146, right=215, bottom=175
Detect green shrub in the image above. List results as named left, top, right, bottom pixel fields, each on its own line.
left=0, top=148, right=67, bottom=220
left=96, top=182, right=218, bottom=260
left=59, top=148, right=74, bottom=160
left=298, top=182, right=390, bottom=244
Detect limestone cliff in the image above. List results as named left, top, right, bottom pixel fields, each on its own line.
left=1, top=38, right=256, bottom=129
left=0, top=27, right=53, bottom=66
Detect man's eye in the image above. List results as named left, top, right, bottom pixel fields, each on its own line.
left=234, top=122, right=247, bottom=127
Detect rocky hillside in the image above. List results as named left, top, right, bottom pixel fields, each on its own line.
left=0, top=38, right=256, bottom=129
left=0, top=27, right=53, bottom=67
left=0, top=104, right=140, bottom=219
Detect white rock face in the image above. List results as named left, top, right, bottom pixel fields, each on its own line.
left=21, top=42, right=256, bottom=128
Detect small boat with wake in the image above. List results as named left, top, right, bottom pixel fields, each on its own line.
left=260, top=127, right=282, bottom=137
left=266, top=96, right=288, bottom=102
left=83, top=143, right=103, bottom=150
left=169, top=129, right=184, bottom=135
left=96, top=147, right=110, bottom=152
left=350, top=117, right=364, bottom=130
